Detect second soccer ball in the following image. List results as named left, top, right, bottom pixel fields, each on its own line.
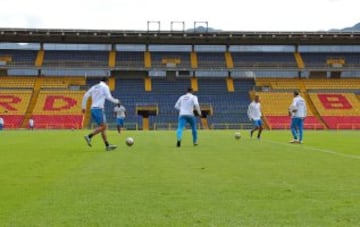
left=234, top=132, right=241, bottom=140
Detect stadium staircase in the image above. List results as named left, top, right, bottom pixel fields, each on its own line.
left=191, top=77, right=198, bottom=91
left=144, top=51, right=151, bottom=68
left=108, top=50, right=116, bottom=67
left=108, top=77, right=115, bottom=91
left=35, top=49, right=44, bottom=67
left=226, top=77, right=234, bottom=92
left=294, top=52, right=305, bottom=69
left=225, top=52, right=234, bottom=69
left=145, top=77, right=152, bottom=91
left=191, top=52, right=198, bottom=68
left=302, top=92, right=328, bottom=129
left=21, top=77, right=42, bottom=128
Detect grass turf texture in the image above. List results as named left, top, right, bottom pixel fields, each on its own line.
left=0, top=130, right=360, bottom=226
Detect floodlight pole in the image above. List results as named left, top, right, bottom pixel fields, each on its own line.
left=170, top=21, right=185, bottom=32
left=194, top=21, right=208, bottom=33
left=147, top=21, right=161, bottom=32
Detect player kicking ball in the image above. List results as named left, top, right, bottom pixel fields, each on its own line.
left=247, top=95, right=263, bottom=139
left=175, top=87, right=201, bottom=147
left=82, top=77, right=120, bottom=151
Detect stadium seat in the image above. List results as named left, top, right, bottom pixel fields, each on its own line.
left=309, top=92, right=360, bottom=129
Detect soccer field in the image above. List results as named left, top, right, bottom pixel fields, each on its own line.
left=1, top=129, right=360, bottom=226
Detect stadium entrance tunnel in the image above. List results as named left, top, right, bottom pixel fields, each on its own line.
left=198, top=104, right=213, bottom=129
left=136, top=104, right=158, bottom=130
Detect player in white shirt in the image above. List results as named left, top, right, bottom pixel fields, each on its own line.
left=174, top=87, right=201, bottom=147
left=0, top=116, right=4, bottom=130
left=289, top=91, right=307, bottom=144
left=82, top=77, right=120, bottom=151
left=247, top=95, right=263, bottom=139
left=114, top=103, right=126, bottom=134
left=29, top=118, right=34, bottom=130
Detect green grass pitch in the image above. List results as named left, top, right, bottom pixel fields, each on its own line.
left=1, top=129, right=360, bottom=226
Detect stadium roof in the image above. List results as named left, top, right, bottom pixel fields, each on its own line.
left=1, top=28, right=360, bottom=45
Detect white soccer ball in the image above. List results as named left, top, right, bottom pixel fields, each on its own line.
left=125, top=137, right=134, bottom=146
left=234, top=132, right=241, bottom=140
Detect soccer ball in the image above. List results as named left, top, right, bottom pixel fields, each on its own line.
left=234, top=132, right=241, bottom=140
left=125, top=137, right=134, bottom=146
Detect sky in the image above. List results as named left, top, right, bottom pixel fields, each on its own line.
left=1, top=0, right=359, bottom=32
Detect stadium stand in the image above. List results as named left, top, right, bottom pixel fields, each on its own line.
left=255, top=78, right=360, bottom=90
left=256, top=92, right=325, bottom=129
left=303, top=78, right=360, bottom=90
left=301, top=53, right=360, bottom=68
left=197, top=52, right=226, bottom=68
left=115, top=51, right=144, bottom=68
left=149, top=77, right=191, bottom=129
left=87, top=76, right=254, bottom=130
left=1, top=29, right=360, bottom=130
left=0, top=49, right=38, bottom=66
left=151, top=52, right=191, bottom=69
left=255, top=78, right=302, bottom=90
left=101, top=77, right=145, bottom=130
left=309, top=92, right=360, bottom=129
left=0, top=76, right=36, bottom=88
left=39, top=76, right=86, bottom=88
left=43, top=50, right=109, bottom=67
left=232, top=52, right=297, bottom=68
left=197, top=77, right=253, bottom=129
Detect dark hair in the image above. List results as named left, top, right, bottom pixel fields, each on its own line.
left=187, top=87, right=193, bottom=92
left=101, top=77, right=109, bottom=82
left=294, top=91, right=299, bottom=96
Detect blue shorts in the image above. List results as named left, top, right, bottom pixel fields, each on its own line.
left=253, top=119, right=263, bottom=127
left=116, top=118, right=125, bottom=127
left=91, top=108, right=106, bottom=125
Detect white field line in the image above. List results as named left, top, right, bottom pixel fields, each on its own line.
left=263, top=139, right=360, bottom=160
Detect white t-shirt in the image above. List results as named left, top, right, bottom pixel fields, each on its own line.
left=114, top=105, right=126, bottom=118
left=0, top=117, right=4, bottom=125
left=82, top=81, right=119, bottom=109
left=291, top=95, right=307, bottom=118
left=247, top=101, right=262, bottom=121
left=175, top=92, right=201, bottom=116
left=29, top=119, right=34, bottom=126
